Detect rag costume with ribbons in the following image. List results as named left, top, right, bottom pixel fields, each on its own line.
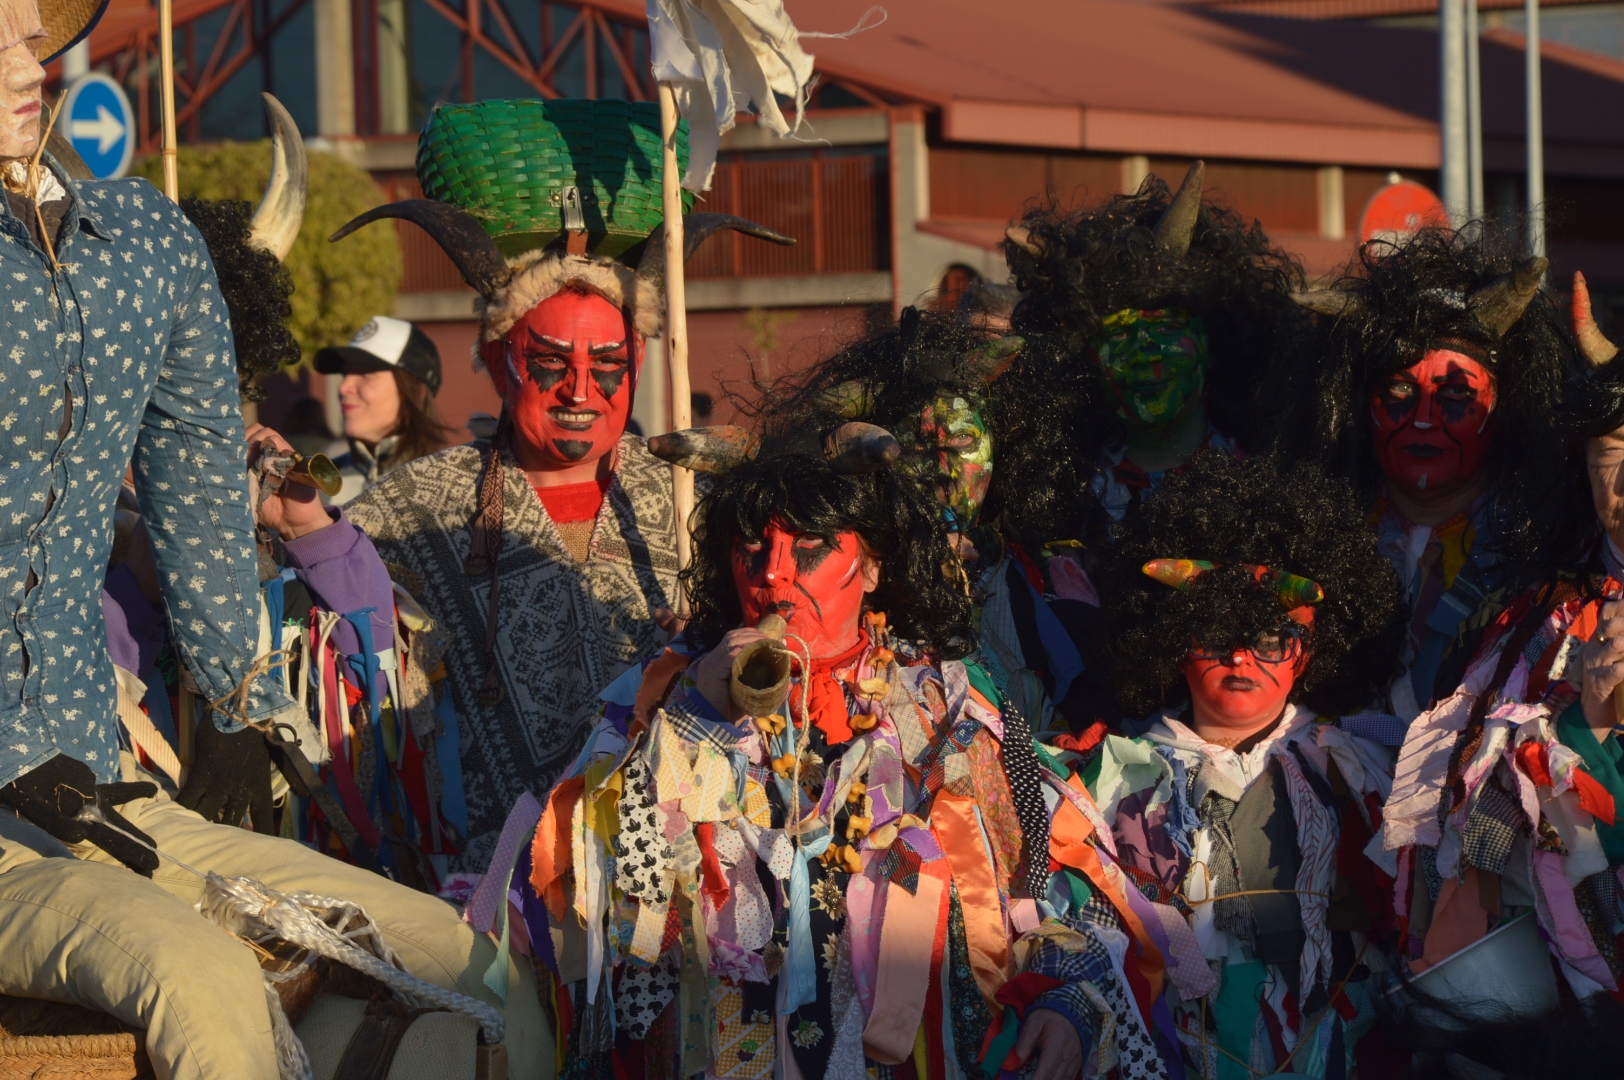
left=1280, top=230, right=1592, bottom=724
left=467, top=424, right=1172, bottom=1079
left=337, top=99, right=790, bottom=871
left=0, top=6, right=549, bottom=1075
left=1069, top=453, right=1407, bottom=1078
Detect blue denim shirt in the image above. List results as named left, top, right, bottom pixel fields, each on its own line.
left=0, top=159, right=292, bottom=787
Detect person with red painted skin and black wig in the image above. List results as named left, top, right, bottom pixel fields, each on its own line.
left=333, top=103, right=791, bottom=872
left=486, top=424, right=1188, bottom=1079
left=1275, top=227, right=1592, bottom=728
left=1070, top=451, right=1406, bottom=1078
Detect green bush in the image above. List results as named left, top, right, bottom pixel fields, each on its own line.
left=134, top=143, right=402, bottom=366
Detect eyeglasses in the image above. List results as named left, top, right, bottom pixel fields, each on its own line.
left=1189, top=625, right=1304, bottom=664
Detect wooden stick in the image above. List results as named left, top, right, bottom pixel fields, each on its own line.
left=158, top=0, right=179, bottom=201
left=659, top=82, right=693, bottom=611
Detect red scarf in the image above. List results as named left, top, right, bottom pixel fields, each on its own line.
left=788, top=632, right=870, bottom=744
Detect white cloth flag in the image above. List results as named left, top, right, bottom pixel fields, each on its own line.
left=646, top=0, right=815, bottom=192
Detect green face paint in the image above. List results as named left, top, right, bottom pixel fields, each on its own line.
left=899, top=394, right=993, bottom=529
left=1091, top=308, right=1209, bottom=434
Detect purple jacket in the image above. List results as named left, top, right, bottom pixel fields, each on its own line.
left=281, top=508, right=398, bottom=685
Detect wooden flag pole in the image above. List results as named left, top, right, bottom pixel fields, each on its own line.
left=158, top=0, right=179, bottom=200
left=659, top=82, right=693, bottom=610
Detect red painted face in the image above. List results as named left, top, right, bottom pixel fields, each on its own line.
left=485, top=289, right=643, bottom=470
left=1182, top=627, right=1307, bottom=733
left=1370, top=349, right=1496, bottom=496
left=730, top=522, right=872, bottom=659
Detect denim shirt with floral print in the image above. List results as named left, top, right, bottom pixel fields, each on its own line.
left=0, top=158, right=291, bottom=787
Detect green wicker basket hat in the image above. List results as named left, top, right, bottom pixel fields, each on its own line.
left=417, top=99, right=697, bottom=260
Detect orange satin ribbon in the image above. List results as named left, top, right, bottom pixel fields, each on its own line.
left=863, top=860, right=950, bottom=1064
left=530, top=774, right=584, bottom=921
left=1050, top=773, right=1166, bottom=1006
left=932, top=790, right=1010, bottom=1008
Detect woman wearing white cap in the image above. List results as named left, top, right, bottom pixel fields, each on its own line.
left=315, top=314, right=449, bottom=503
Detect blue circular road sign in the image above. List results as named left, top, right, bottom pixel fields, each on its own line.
left=62, top=73, right=134, bottom=180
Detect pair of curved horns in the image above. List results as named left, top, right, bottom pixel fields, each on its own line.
left=647, top=422, right=901, bottom=476
left=247, top=93, right=308, bottom=263
left=1142, top=558, right=1324, bottom=609
left=1292, top=256, right=1549, bottom=338
left=1573, top=270, right=1619, bottom=367
left=330, top=204, right=793, bottom=300
left=815, top=335, right=1025, bottom=419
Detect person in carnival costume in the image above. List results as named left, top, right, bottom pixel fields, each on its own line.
left=1281, top=230, right=1591, bottom=723
left=0, top=3, right=549, bottom=1075
left=998, top=162, right=1306, bottom=551
left=481, top=414, right=1182, bottom=1080
left=759, top=305, right=1021, bottom=567
left=334, top=99, right=789, bottom=871
left=986, top=164, right=1306, bottom=732
left=1368, top=270, right=1624, bottom=1023
left=1072, top=451, right=1406, bottom=1077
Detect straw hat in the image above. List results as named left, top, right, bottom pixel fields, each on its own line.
left=40, top=0, right=109, bottom=62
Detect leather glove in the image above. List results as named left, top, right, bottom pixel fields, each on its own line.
left=178, top=714, right=275, bottom=834
left=0, top=754, right=159, bottom=875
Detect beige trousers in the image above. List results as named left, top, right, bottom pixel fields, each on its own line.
left=0, top=757, right=553, bottom=1080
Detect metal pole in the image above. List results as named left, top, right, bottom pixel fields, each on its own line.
left=1439, top=0, right=1469, bottom=226
left=659, top=82, right=693, bottom=602
left=1466, top=0, right=1484, bottom=221
left=1526, top=0, right=1545, bottom=256
left=159, top=0, right=179, bottom=201
left=61, top=41, right=89, bottom=82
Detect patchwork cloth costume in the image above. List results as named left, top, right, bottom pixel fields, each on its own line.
left=1078, top=707, right=1394, bottom=1079
left=1374, top=550, right=1624, bottom=997
left=477, top=619, right=1177, bottom=1079
left=339, top=99, right=789, bottom=871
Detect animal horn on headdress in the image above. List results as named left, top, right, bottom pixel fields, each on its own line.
left=1291, top=288, right=1360, bottom=318
left=635, top=214, right=795, bottom=294
left=955, top=335, right=1024, bottom=386
left=823, top=422, right=901, bottom=474
left=246, top=94, right=307, bottom=262
left=330, top=200, right=513, bottom=299
left=1004, top=225, right=1044, bottom=258
left=1572, top=270, right=1619, bottom=368
left=1151, top=160, right=1204, bottom=259
left=1467, top=256, right=1548, bottom=338
left=646, top=425, right=762, bottom=475
left=814, top=380, right=874, bottom=420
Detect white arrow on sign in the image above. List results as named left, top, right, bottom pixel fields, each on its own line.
left=71, top=105, right=126, bottom=155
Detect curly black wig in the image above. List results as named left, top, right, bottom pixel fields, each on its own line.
left=996, top=171, right=1310, bottom=546
left=1271, top=226, right=1592, bottom=572
left=681, top=445, right=975, bottom=660
left=181, top=196, right=299, bottom=404
left=760, top=307, right=1000, bottom=440
left=1101, top=450, right=1405, bottom=718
